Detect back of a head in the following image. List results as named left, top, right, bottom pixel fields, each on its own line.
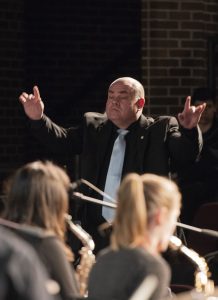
left=3, top=161, right=70, bottom=236
left=111, top=173, right=181, bottom=250
left=192, top=87, right=216, bottom=104
left=141, top=174, right=181, bottom=224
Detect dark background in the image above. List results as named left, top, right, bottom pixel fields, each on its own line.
left=0, top=0, right=218, bottom=188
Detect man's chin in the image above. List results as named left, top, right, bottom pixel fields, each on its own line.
left=108, top=112, right=120, bottom=122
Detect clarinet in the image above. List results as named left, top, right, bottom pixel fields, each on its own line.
left=65, top=214, right=95, bottom=297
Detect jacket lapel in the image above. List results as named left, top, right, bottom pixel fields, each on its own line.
left=96, top=118, right=113, bottom=173
left=134, top=115, right=152, bottom=174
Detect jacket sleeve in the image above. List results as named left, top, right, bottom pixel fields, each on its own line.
left=167, top=116, right=203, bottom=172
left=29, top=114, right=84, bottom=156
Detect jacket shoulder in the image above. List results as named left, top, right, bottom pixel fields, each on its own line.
left=154, top=115, right=176, bottom=121
left=153, top=115, right=179, bottom=126
left=141, top=114, right=176, bottom=124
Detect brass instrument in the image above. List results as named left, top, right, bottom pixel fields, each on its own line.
left=169, top=236, right=215, bottom=298
left=65, top=214, right=95, bottom=297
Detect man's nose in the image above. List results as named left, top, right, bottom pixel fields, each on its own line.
left=112, top=97, right=120, bottom=104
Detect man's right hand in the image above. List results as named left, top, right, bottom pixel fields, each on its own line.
left=19, top=86, right=44, bottom=120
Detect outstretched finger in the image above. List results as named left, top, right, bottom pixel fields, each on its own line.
left=33, top=85, right=41, bottom=101
left=195, top=103, right=206, bottom=114
left=183, top=96, right=191, bottom=112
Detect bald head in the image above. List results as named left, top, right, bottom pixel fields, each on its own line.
left=110, top=77, right=145, bottom=99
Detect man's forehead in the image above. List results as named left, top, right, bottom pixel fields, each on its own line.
left=109, top=81, right=133, bottom=93
left=108, top=89, right=129, bottom=94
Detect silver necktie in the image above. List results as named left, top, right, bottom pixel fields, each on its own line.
left=102, top=129, right=128, bottom=222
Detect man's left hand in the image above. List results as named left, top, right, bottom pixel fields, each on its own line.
left=178, top=96, right=206, bottom=129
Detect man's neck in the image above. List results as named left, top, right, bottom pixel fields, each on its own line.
left=112, top=114, right=141, bottom=129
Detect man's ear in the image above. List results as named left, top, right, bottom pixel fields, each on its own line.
left=136, top=98, right=145, bottom=109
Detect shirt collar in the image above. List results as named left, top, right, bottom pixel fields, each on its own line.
left=110, top=116, right=142, bottom=133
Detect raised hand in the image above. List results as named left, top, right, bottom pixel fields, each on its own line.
left=19, top=86, right=44, bottom=120
left=178, top=96, right=206, bottom=129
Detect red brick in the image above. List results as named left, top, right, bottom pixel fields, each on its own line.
left=150, top=88, right=168, bottom=96
left=149, top=106, right=169, bottom=116
left=192, top=12, right=211, bottom=22
left=181, top=40, right=206, bottom=48
left=150, top=39, right=178, bottom=48
left=169, top=69, right=191, bottom=76
left=169, top=11, right=191, bottom=20
left=150, top=59, right=179, bottom=67
left=150, top=69, right=168, bottom=76
left=181, top=78, right=205, bottom=86
left=181, top=2, right=205, bottom=11
left=151, top=96, right=178, bottom=105
left=181, top=59, right=205, bottom=67
left=170, top=88, right=191, bottom=96
left=150, top=30, right=168, bottom=38
left=145, top=49, right=168, bottom=57
left=150, top=1, right=178, bottom=10
left=150, top=20, right=179, bottom=29
left=169, top=31, right=191, bottom=39
left=181, top=21, right=205, bottom=30
left=150, top=78, right=179, bottom=86
left=150, top=11, right=168, bottom=19
left=169, top=49, right=191, bottom=57
left=192, top=69, right=207, bottom=77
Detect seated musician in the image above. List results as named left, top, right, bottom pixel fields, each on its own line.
left=2, top=160, right=80, bottom=300
left=87, top=173, right=181, bottom=300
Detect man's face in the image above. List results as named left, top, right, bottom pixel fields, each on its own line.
left=194, top=100, right=216, bottom=125
left=105, top=80, right=140, bottom=128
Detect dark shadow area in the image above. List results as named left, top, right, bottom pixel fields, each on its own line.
left=22, top=0, right=142, bottom=180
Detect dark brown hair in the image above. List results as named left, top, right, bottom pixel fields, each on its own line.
left=3, top=160, right=73, bottom=260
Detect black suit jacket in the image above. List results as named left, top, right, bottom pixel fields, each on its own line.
left=31, top=112, right=202, bottom=180
left=30, top=112, right=202, bottom=250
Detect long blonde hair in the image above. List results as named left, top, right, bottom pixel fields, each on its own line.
left=111, top=173, right=181, bottom=250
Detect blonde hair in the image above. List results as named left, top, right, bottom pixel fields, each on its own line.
left=141, top=173, right=181, bottom=224
left=3, top=160, right=73, bottom=260
left=111, top=173, right=181, bottom=250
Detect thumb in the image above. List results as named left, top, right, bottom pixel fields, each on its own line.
left=177, top=113, right=184, bottom=122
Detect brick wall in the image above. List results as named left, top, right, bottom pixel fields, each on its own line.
left=141, top=0, right=218, bottom=116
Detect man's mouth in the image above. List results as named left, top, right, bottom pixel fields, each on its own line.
left=111, top=107, right=120, bottom=112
